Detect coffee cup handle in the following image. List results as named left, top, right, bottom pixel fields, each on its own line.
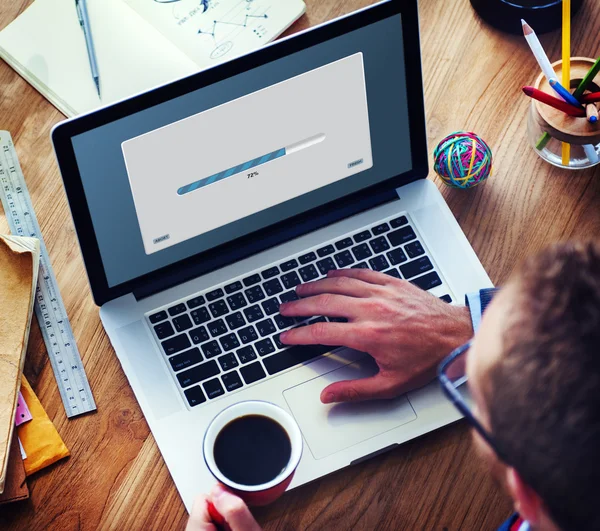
left=207, top=501, right=231, bottom=531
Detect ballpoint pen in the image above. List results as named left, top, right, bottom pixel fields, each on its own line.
left=75, top=0, right=101, bottom=98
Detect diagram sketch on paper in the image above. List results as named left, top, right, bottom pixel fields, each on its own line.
left=123, top=0, right=305, bottom=68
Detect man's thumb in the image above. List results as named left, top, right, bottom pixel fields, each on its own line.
left=320, top=374, right=400, bottom=404
left=210, top=485, right=262, bottom=531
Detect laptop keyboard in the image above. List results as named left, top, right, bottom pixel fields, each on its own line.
left=146, top=213, right=453, bottom=409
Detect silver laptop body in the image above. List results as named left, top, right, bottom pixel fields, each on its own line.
left=52, top=0, right=491, bottom=511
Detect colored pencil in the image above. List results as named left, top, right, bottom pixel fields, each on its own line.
left=521, top=20, right=556, bottom=83
left=522, top=19, right=557, bottom=153
left=536, top=134, right=551, bottom=151
left=561, top=0, right=571, bottom=165
left=549, top=79, right=581, bottom=108
left=581, top=92, right=600, bottom=104
left=522, top=86, right=586, bottom=116
left=586, top=104, right=599, bottom=123
left=573, top=57, right=600, bottom=100
left=583, top=144, right=599, bottom=164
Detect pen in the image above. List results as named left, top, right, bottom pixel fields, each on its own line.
left=75, top=0, right=101, bottom=98
left=549, top=79, right=581, bottom=108
left=522, top=87, right=586, bottom=117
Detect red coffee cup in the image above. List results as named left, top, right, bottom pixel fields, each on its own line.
left=203, top=400, right=303, bottom=507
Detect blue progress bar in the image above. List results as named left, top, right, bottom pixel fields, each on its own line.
left=177, top=147, right=286, bottom=196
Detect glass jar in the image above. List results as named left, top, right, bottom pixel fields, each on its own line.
left=527, top=58, right=600, bottom=170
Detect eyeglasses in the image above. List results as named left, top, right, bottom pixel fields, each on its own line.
left=437, top=340, right=508, bottom=463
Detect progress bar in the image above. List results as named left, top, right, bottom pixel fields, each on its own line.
left=177, top=133, right=325, bottom=195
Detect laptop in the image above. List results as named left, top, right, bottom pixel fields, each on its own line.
left=52, top=0, right=492, bottom=511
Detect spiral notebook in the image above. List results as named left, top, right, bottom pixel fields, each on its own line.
left=0, top=0, right=305, bottom=117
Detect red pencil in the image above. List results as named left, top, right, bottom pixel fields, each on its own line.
left=522, top=86, right=586, bottom=117
left=581, top=91, right=600, bottom=104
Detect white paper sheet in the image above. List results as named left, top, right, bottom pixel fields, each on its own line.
left=0, top=0, right=199, bottom=116
left=0, top=0, right=305, bottom=117
left=124, top=0, right=305, bottom=67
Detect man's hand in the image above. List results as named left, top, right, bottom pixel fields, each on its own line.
left=186, top=485, right=262, bottom=531
left=279, top=268, right=472, bottom=404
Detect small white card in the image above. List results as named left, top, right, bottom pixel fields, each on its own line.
left=18, top=437, right=26, bottom=460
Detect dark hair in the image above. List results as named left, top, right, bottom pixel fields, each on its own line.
left=487, top=241, right=600, bottom=531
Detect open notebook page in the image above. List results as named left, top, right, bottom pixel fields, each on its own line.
left=0, top=0, right=198, bottom=117
left=124, top=0, right=306, bottom=68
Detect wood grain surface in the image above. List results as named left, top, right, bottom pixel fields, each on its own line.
left=1, top=0, right=599, bottom=529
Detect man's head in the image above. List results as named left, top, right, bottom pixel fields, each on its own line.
left=467, top=241, right=600, bottom=531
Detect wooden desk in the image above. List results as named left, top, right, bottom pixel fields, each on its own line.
left=1, top=0, right=599, bottom=529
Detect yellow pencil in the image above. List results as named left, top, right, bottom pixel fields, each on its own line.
left=562, top=0, right=571, bottom=166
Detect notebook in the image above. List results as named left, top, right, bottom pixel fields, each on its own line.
left=0, top=432, right=29, bottom=505
left=0, top=235, right=40, bottom=494
left=0, top=0, right=305, bottom=117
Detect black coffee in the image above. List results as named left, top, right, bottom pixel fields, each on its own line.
left=213, top=414, right=292, bottom=486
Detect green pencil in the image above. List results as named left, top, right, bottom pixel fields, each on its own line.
left=573, top=57, right=600, bottom=100
left=536, top=132, right=551, bottom=150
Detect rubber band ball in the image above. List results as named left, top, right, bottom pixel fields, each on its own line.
left=433, top=132, right=493, bottom=189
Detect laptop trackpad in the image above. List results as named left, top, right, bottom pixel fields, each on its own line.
left=283, top=356, right=417, bottom=460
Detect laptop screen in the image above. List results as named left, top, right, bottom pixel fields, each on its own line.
left=68, top=9, right=415, bottom=292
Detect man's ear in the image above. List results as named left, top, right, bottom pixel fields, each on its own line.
left=505, top=467, right=542, bottom=525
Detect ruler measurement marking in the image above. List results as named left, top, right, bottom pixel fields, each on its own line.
left=0, top=132, right=95, bottom=418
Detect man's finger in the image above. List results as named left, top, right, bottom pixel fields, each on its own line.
left=210, top=485, right=262, bottom=531
left=280, top=321, right=365, bottom=351
left=280, top=293, right=360, bottom=320
left=320, top=373, right=404, bottom=404
left=186, top=495, right=216, bottom=531
left=327, top=268, right=393, bottom=285
left=295, top=275, right=383, bottom=299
